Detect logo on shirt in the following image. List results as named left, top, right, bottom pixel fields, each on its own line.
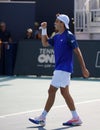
left=71, top=40, right=75, bottom=43
left=60, top=39, right=63, bottom=42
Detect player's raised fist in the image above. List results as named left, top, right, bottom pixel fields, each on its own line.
left=41, top=22, right=47, bottom=29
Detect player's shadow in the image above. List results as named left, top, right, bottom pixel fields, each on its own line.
left=52, top=125, right=80, bottom=130
left=27, top=125, right=46, bottom=130
left=27, top=125, right=80, bottom=130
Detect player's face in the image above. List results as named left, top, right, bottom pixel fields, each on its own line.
left=54, top=19, right=62, bottom=31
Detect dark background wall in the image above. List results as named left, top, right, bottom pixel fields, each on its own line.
left=34, top=0, right=74, bottom=35
left=11, top=0, right=74, bottom=36
left=0, top=1, right=36, bottom=41
left=0, top=0, right=74, bottom=41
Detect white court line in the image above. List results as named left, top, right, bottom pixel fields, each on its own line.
left=0, top=99, right=100, bottom=119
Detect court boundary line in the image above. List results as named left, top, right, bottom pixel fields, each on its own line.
left=0, top=98, right=100, bottom=118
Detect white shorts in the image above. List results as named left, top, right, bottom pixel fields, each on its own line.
left=51, top=70, right=71, bottom=88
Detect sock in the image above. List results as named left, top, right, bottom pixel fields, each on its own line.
left=41, top=110, right=48, bottom=118
left=71, top=110, right=79, bottom=119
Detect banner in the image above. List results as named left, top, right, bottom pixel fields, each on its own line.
left=14, top=40, right=100, bottom=77
left=14, top=40, right=55, bottom=76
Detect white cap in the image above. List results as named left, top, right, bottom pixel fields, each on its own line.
left=57, top=14, right=70, bottom=29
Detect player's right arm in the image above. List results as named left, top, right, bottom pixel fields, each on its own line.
left=74, top=47, right=90, bottom=78
left=41, top=22, right=49, bottom=47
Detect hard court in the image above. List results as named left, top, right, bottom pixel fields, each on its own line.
left=0, top=76, right=100, bottom=130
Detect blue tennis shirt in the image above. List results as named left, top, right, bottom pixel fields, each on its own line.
left=48, top=30, right=79, bottom=73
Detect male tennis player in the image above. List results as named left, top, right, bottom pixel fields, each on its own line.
left=29, top=14, right=89, bottom=126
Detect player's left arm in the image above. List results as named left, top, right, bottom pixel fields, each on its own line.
left=74, top=47, right=90, bottom=78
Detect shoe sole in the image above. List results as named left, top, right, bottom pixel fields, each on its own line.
left=63, top=123, right=82, bottom=126
left=63, top=121, right=82, bottom=126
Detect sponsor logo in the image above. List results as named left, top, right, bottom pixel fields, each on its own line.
left=37, top=48, right=55, bottom=68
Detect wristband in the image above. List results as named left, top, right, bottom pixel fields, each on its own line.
left=41, top=28, right=47, bottom=35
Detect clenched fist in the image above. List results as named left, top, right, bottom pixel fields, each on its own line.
left=41, top=22, right=47, bottom=29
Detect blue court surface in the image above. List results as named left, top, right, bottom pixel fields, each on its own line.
left=0, top=76, right=100, bottom=130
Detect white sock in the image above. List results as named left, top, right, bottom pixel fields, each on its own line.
left=71, top=110, right=79, bottom=119
left=41, top=110, right=48, bottom=118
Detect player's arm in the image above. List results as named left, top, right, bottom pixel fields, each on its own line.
left=41, top=22, right=49, bottom=47
left=74, top=47, right=90, bottom=78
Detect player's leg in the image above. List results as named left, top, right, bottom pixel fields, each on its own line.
left=60, top=86, right=82, bottom=126
left=29, top=85, right=58, bottom=126
left=29, top=70, right=59, bottom=126
left=44, top=85, right=58, bottom=112
left=60, top=86, right=75, bottom=110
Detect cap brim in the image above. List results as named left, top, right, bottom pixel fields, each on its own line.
left=65, top=24, right=69, bottom=29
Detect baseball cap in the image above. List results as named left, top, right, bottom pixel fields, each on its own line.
left=57, top=14, right=70, bottom=29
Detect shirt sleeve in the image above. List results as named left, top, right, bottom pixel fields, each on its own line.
left=67, top=33, right=79, bottom=49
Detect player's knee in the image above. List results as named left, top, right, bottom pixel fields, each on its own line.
left=48, top=85, right=57, bottom=96
left=60, top=88, right=69, bottom=98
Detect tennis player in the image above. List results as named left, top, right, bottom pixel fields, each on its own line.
left=29, top=14, right=89, bottom=126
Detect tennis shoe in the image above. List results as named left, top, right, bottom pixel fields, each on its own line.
left=29, top=116, right=46, bottom=126
left=63, top=117, right=82, bottom=126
